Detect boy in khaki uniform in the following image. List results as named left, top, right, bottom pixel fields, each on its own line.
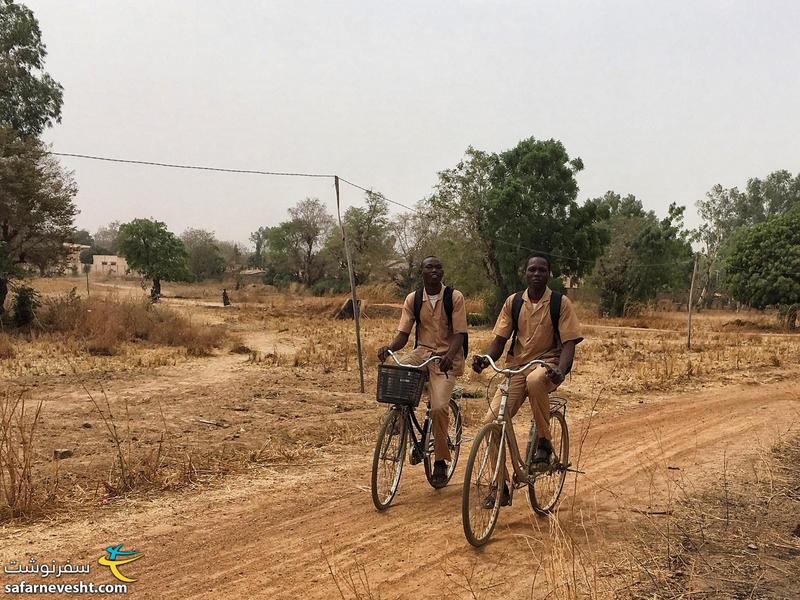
left=473, top=254, right=583, bottom=506
left=377, top=256, right=468, bottom=486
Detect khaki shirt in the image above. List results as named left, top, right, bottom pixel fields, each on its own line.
left=493, top=287, right=583, bottom=367
left=398, top=287, right=468, bottom=360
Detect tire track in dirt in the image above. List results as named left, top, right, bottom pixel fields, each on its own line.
left=2, top=379, right=797, bottom=598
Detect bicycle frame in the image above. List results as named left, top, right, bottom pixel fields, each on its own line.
left=490, top=374, right=531, bottom=487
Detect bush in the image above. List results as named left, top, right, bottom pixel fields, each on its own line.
left=37, top=292, right=228, bottom=355
left=467, top=312, right=491, bottom=326
left=12, top=287, right=40, bottom=327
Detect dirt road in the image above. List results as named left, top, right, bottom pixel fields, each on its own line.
left=3, top=375, right=797, bottom=599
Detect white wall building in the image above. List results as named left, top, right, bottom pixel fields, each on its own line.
left=92, top=254, right=129, bottom=276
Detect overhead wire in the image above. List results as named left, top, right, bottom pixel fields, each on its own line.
left=49, top=150, right=786, bottom=273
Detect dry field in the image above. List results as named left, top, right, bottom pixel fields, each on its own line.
left=0, top=276, right=798, bottom=598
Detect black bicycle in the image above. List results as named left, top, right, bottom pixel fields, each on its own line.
left=370, top=350, right=463, bottom=511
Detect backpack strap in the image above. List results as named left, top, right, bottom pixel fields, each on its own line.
left=549, top=291, right=570, bottom=374
left=507, top=291, right=525, bottom=356
left=413, top=288, right=424, bottom=349
left=443, top=286, right=469, bottom=358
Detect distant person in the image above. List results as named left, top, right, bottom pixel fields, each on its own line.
left=222, top=289, right=231, bottom=306
left=472, top=254, right=583, bottom=507
left=377, top=256, right=468, bottom=487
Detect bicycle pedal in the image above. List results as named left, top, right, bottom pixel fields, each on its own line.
left=410, top=446, right=423, bottom=465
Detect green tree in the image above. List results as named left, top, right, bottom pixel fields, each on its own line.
left=324, top=192, right=395, bottom=285
left=93, top=220, right=120, bottom=254
left=71, top=229, right=93, bottom=246
left=390, top=207, right=439, bottom=291
left=181, top=228, right=225, bottom=281
left=0, top=0, right=63, bottom=136
left=117, top=219, right=190, bottom=297
left=288, top=197, right=334, bottom=285
left=248, top=226, right=269, bottom=268
left=727, top=211, right=800, bottom=327
left=695, top=170, right=800, bottom=307
left=430, top=139, right=608, bottom=316
left=0, top=126, right=77, bottom=312
left=588, top=193, right=693, bottom=316
left=262, top=221, right=304, bottom=284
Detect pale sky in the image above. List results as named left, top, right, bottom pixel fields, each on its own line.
left=27, top=0, right=800, bottom=246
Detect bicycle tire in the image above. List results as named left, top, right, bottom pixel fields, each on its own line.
left=528, top=410, right=569, bottom=515
left=424, top=399, right=463, bottom=489
left=371, top=408, right=407, bottom=511
left=462, top=423, right=504, bottom=547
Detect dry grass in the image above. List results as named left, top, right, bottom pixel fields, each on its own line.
left=36, top=292, right=228, bottom=357
left=620, top=433, right=800, bottom=598
left=0, top=389, right=49, bottom=520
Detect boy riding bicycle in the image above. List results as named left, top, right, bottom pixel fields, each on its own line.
left=377, top=256, right=468, bottom=487
left=472, top=254, right=583, bottom=506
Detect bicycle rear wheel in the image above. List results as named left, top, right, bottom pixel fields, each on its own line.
left=528, top=410, right=569, bottom=515
left=462, top=423, right=504, bottom=547
left=424, top=399, right=463, bottom=489
left=371, top=408, right=407, bottom=511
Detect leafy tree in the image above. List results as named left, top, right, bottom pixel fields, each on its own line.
left=727, top=211, right=800, bottom=327
left=0, top=0, right=63, bottom=136
left=79, top=248, right=95, bottom=265
left=588, top=193, right=693, bottom=316
left=430, top=139, right=608, bottom=316
left=324, top=192, right=394, bottom=285
left=695, top=170, right=800, bottom=307
left=71, top=229, right=93, bottom=246
left=288, top=197, right=334, bottom=285
left=117, top=219, right=190, bottom=297
left=181, top=228, right=225, bottom=281
left=260, top=222, right=304, bottom=284
left=94, top=221, right=120, bottom=254
left=248, top=226, right=269, bottom=268
left=0, top=126, right=77, bottom=312
left=217, top=241, right=244, bottom=272
left=390, top=208, right=438, bottom=291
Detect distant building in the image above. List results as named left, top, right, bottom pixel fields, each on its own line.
left=65, top=243, right=91, bottom=274
left=92, top=254, right=129, bottom=276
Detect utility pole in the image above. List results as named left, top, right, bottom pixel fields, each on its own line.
left=687, top=254, right=699, bottom=349
left=334, top=176, right=365, bottom=393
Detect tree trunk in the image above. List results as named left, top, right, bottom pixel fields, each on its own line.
left=151, top=278, right=161, bottom=302
left=0, top=278, right=7, bottom=315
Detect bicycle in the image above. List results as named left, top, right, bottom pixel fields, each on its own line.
left=370, top=350, right=463, bottom=511
left=462, top=355, right=570, bottom=547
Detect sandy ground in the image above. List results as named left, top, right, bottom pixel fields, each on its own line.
left=1, top=281, right=798, bottom=598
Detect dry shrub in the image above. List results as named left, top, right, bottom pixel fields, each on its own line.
left=0, top=334, right=15, bottom=359
left=0, top=390, right=47, bottom=520
left=37, top=292, right=228, bottom=355
left=359, top=282, right=401, bottom=304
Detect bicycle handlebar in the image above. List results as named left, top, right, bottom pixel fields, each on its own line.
left=386, top=349, right=442, bottom=369
left=475, top=354, right=551, bottom=376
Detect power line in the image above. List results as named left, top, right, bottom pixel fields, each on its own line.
left=49, top=150, right=715, bottom=270
left=49, top=151, right=335, bottom=179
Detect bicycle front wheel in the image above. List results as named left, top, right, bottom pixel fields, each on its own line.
left=462, top=423, right=504, bottom=547
left=371, top=408, right=407, bottom=511
left=424, top=399, right=463, bottom=489
left=528, top=410, right=569, bottom=515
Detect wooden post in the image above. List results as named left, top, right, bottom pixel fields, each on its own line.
left=335, top=176, right=365, bottom=393
left=687, top=254, right=699, bottom=349
left=84, top=265, right=90, bottom=296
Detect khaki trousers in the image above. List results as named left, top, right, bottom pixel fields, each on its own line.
left=482, top=365, right=558, bottom=484
left=401, top=347, right=461, bottom=462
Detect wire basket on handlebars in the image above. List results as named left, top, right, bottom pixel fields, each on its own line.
left=376, top=364, right=428, bottom=407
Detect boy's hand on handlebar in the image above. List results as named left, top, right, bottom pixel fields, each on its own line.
left=547, top=366, right=565, bottom=385
left=377, top=346, right=391, bottom=362
left=471, top=355, right=489, bottom=374
left=438, top=353, right=453, bottom=374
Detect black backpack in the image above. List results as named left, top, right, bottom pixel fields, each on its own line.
left=508, top=290, right=568, bottom=373
left=413, top=286, right=469, bottom=358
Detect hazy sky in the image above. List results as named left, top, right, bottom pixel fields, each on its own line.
left=27, top=0, right=800, bottom=246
